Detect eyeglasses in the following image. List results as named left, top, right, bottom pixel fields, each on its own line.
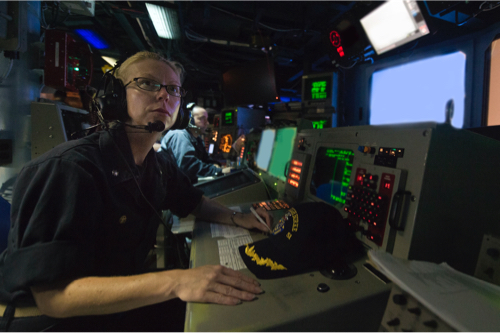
left=124, top=77, right=187, bottom=97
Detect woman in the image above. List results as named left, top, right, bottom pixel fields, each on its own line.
left=0, top=51, right=272, bottom=331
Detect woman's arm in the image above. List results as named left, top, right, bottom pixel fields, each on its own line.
left=31, top=265, right=262, bottom=318
left=191, top=196, right=273, bottom=232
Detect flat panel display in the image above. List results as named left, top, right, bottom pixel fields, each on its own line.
left=255, top=129, right=276, bottom=172
left=309, top=147, right=354, bottom=205
left=268, top=127, right=297, bottom=181
left=370, top=51, right=465, bottom=128
left=360, top=0, right=429, bottom=55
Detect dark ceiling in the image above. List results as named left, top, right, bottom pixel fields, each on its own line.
left=41, top=1, right=500, bottom=104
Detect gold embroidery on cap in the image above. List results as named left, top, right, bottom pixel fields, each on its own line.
left=245, top=245, right=287, bottom=271
left=286, top=232, right=292, bottom=240
left=290, top=208, right=299, bottom=232
left=119, top=215, right=127, bottom=224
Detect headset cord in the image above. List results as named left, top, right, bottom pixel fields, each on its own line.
left=108, top=128, right=188, bottom=269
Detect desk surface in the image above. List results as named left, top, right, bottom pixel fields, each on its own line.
left=185, top=204, right=392, bottom=332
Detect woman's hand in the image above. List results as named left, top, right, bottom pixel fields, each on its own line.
left=235, top=207, right=273, bottom=233
left=172, top=265, right=263, bottom=305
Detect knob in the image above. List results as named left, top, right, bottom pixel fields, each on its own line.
left=317, top=283, right=330, bottom=293
left=393, top=294, right=407, bottom=305
left=423, top=320, right=438, bottom=329
left=408, top=307, right=421, bottom=315
left=386, top=318, right=400, bottom=326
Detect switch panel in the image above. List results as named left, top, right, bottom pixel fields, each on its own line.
left=380, top=285, right=455, bottom=332
left=474, top=234, right=500, bottom=286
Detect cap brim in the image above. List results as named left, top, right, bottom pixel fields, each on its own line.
left=238, top=238, right=315, bottom=279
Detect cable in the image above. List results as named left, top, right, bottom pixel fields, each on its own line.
left=108, top=127, right=188, bottom=269
left=209, top=5, right=319, bottom=34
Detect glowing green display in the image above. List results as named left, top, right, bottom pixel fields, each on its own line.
left=224, top=111, right=233, bottom=125
left=325, top=149, right=353, bottom=204
left=268, top=127, right=297, bottom=181
left=311, top=81, right=327, bottom=100
left=312, top=120, right=327, bottom=129
left=310, top=148, right=354, bottom=206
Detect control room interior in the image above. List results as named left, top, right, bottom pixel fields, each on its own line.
left=1, top=1, right=500, bottom=331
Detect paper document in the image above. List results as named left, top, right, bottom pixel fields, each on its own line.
left=368, top=250, right=500, bottom=332
left=210, top=223, right=250, bottom=238
left=218, top=235, right=253, bottom=270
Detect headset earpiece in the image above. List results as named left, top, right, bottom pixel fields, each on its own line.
left=93, top=72, right=128, bottom=122
left=189, top=111, right=195, bottom=126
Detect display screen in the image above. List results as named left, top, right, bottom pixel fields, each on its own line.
left=360, top=0, right=429, bottom=55
left=268, top=127, right=297, bottom=181
left=221, top=110, right=235, bottom=126
left=303, top=75, right=331, bottom=101
left=255, top=129, right=276, bottom=171
left=312, top=119, right=328, bottom=129
left=310, top=147, right=354, bottom=205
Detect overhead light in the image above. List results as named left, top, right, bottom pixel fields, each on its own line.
left=102, top=56, right=118, bottom=67
left=146, top=3, right=181, bottom=39
left=74, top=29, right=109, bottom=49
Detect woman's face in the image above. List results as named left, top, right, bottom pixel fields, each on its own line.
left=123, top=58, right=182, bottom=131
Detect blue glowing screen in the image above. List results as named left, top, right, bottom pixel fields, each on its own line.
left=370, top=52, right=466, bottom=128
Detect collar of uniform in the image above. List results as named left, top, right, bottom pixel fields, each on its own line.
left=99, top=126, right=138, bottom=186
left=184, top=128, right=198, bottom=144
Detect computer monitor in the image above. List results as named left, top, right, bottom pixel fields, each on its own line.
left=309, top=147, right=354, bottom=206
left=221, top=109, right=235, bottom=127
left=360, top=0, right=429, bottom=55
left=301, top=72, right=337, bottom=108
left=255, top=129, right=276, bottom=172
left=268, top=127, right=297, bottom=181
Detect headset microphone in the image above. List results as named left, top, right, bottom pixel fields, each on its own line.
left=145, top=121, right=166, bottom=132
left=119, top=120, right=166, bottom=133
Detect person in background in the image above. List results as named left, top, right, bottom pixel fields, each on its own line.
left=158, top=105, right=232, bottom=183
left=0, top=51, right=271, bottom=331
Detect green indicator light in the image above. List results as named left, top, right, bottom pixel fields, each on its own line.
left=274, top=183, right=277, bottom=186
left=74, top=67, right=80, bottom=71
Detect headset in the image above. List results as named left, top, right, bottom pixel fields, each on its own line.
left=92, top=64, right=190, bottom=132
left=92, top=63, right=191, bottom=268
left=186, top=104, right=203, bottom=131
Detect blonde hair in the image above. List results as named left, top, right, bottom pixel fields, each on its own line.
left=114, top=51, right=185, bottom=83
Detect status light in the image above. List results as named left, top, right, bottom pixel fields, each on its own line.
left=290, top=173, right=300, bottom=180
left=291, top=160, right=303, bottom=167
left=291, top=166, right=302, bottom=174
left=287, top=179, right=299, bottom=188
left=337, top=46, right=345, bottom=57
left=329, top=31, right=341, bottom=47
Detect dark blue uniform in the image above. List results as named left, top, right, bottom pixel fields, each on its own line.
left=0, top=125, right=203, bottom=331
left=159, top=129, right=222, bottom=183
